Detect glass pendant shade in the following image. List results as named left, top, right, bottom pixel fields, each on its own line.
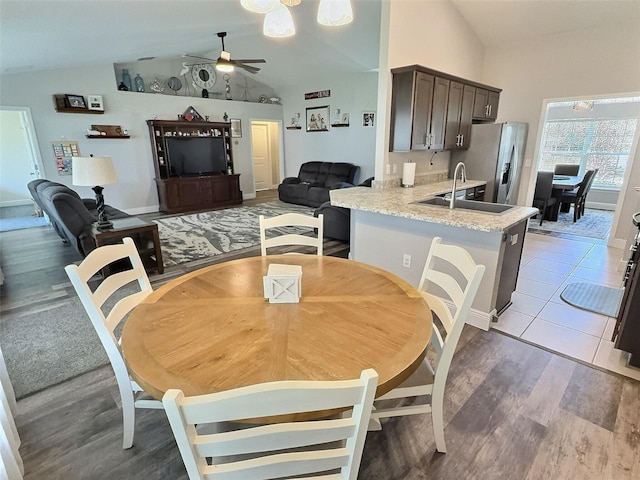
left=317, top=0, right=353, bottom=26
left=281, top=0, right=301, bottom=6
left=240, top=0, right=278, bottom=14
left=263, top=3, right=295, bottom=38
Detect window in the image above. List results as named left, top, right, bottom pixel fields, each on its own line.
left=538, top=97, right=640, bottom=190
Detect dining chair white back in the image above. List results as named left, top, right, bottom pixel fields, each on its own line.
left=64, top=237, right=163, bottom=450
left=369, top=237, right=485, bottom=453
left=1, top=344, right=23, bottom=479
left=163, top=369, right=378, bottom=480
left=259, top=213, right=323, bottom=255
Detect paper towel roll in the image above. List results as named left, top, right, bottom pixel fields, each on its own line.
left=402, top=162, right=416, bottom=187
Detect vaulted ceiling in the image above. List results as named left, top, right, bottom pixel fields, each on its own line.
left=1, top=1, right=638, bottom=88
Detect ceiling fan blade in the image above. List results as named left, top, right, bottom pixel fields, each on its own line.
left=236, top=64, right=261, bottom=74
left=230, top=59, right=266, bottom=64
left=181, top=53, right=216, bottom=62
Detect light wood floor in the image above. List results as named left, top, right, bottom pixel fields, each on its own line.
left=2, top=196, right=640, bottom=479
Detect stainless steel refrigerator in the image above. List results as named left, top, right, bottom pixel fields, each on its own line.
left=451, top=122, right=528, bottom=204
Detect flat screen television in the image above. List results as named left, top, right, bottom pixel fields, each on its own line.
left=166, top=137, right=227, bottom=177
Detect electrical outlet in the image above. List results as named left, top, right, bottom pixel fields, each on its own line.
left=402, top=254, right=411, bottom=268
left=392, top=164, right=398, bottom=174
left=385, top=164, right=390, bottom=175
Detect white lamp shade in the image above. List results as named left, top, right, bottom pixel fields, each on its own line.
left=317, top=0, right=353, bottom=26
left=72, top=156, right=118, bottom=186
left=263, top=3, right=295, bottom=38
left=241, top=0, right=279, bottom=14
left=215, top=51, right=235, bottom=73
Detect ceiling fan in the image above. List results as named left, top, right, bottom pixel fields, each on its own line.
left=182, top=32, right=266, bottom=74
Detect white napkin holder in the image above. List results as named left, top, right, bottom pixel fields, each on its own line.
left=263, top=264, right=302, bottom=303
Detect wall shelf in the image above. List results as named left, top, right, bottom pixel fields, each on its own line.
left=86, top=135, right=130, bottom=139
left=55, top=107, right=104, bottom=114
left=285, top=126, right=302, bottom=130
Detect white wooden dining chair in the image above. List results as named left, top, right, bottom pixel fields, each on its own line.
left=259, top=212, right=324, bottom=255
left=163, top=369, right=378, bottom=480
left=369, top=237, right=485, bottom=453
left=64, top=237, right=163, bottom=449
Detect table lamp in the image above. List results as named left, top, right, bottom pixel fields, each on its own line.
left=72, top=154, right=118, bottom=230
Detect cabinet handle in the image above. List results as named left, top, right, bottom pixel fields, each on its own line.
left=460, top=134, right=464, bottom=146
left=485, top=105, right=489, bottom=117
left=489, top=105, right=492, bottom=117
left=424, top=132, right=429, bottom=146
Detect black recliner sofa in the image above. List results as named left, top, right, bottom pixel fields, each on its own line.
left=28, top=179, right=130, bottom=258
left=278, top=161, right=360, bottom=208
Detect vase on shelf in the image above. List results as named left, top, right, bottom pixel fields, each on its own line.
left=121, top=69, right=132, bottom=91
left=134, top=73, right=145, bottom=92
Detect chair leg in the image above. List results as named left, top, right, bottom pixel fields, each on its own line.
left=119, top=384, right=136, bottom=449
left=573, top=203, right=578, bottom=222
left=431, top=385, right=447, bottom=453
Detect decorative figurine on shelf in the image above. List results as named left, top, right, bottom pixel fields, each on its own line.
left=202, top=89, right=209, bottom=98
left=134, top=73, right=145, bottom=92
left=121, top=69, right=132, bottom=91
left=224, top=74, right=232, bottom=100
left=118, top=82, right=128, bottom=91
left=223, top=112, right=229, bottom=122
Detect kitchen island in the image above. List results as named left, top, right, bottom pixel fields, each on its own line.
left=330, top=179, right=538, bottom=330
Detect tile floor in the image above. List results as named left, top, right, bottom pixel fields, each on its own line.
left=493, top=230, right=640, bottom=382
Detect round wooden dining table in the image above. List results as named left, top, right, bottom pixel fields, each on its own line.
left=121, top=255, right=432, bottom=419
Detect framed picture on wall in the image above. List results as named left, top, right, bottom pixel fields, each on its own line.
left=306, top=105, right=330, bottom=132
left=231, top=118, right=242, bottom=138
left=363, top=111, right=375, bottom=127
left=65, top=94, right=86, bottom=109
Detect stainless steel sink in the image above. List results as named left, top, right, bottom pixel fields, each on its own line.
left=413, top=197, right=516, bottom=215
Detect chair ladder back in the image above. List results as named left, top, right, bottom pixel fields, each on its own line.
left=259, top=213, right=323, bottom=256
left=163, top=369, right=378, bottom=480
left=65, top=237, right=161, bottom=450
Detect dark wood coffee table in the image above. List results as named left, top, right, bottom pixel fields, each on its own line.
left=90, top=217, right=164, bottom=276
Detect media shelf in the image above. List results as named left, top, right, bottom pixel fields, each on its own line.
left=147, top=119, right=242, bottom=214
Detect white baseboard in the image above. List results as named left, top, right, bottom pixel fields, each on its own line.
left=0, top=199, right=34, bottom=208
left=440, top=298, right=493, bottom=331
left=585, top=201, right=615, bottom=211
left=124, top=205, right=160, bottom=215
left=244, top=193, right=257, bottom=200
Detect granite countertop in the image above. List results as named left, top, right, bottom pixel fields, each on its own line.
left=330, top=179, right=539, bottom=233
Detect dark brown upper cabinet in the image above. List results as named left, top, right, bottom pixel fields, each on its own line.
left=390, top=65, right=501, bottom=152
left=472, top=88, right=500, bottom=121
left=444, top=82, right=475, bottom=150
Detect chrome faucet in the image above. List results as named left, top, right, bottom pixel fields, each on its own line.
left=450, top=162, right=467, bottom=209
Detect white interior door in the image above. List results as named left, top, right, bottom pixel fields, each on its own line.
left=251, top=121, right=278, bottom=191
left=0, top=107, right=44, bottom=207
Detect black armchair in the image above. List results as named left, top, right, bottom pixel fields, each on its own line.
left=561, top=169, right=598, bottom=222
left=314, top=177, right=374, bottom=242
left=532, top=172, right=557, bottom=226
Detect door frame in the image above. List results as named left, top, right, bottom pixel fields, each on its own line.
left=0, top=105, right=46, bottom=205
left=249, top=119, right=283, bottom=194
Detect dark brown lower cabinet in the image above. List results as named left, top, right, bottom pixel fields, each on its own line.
left=155, top=175, right=242, bottom=214
left=613, top=224, right=640, bottom=367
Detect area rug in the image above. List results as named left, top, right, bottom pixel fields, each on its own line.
left=560, top=282, right=623, bottom=317
left=154, top=201, right=315, bottom=266
left=0, top=215, right=48, bottom=232
left=527, top=208, right=613, bottom=240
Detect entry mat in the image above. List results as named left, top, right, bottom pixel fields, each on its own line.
left=560, top=282, right=623, bottom=318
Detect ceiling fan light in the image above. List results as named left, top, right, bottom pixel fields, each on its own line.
left=240, top=0, right=279, bottom=14
left=215, top=54, right=235, bottom=73
left=317, top=0, right=353, bottom=26
left=280, top=0, right=301, bottom=6
left=263, top=3, right=295, bottom=38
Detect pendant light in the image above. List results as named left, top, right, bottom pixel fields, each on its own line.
left=240, top=0, right=279, bottom=14
left=317, top=0, right=353, bottom=26
left=263, top=3, right=295, bottom=38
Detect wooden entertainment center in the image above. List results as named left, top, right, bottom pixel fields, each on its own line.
left=147, top=119, right=242, bottom=214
